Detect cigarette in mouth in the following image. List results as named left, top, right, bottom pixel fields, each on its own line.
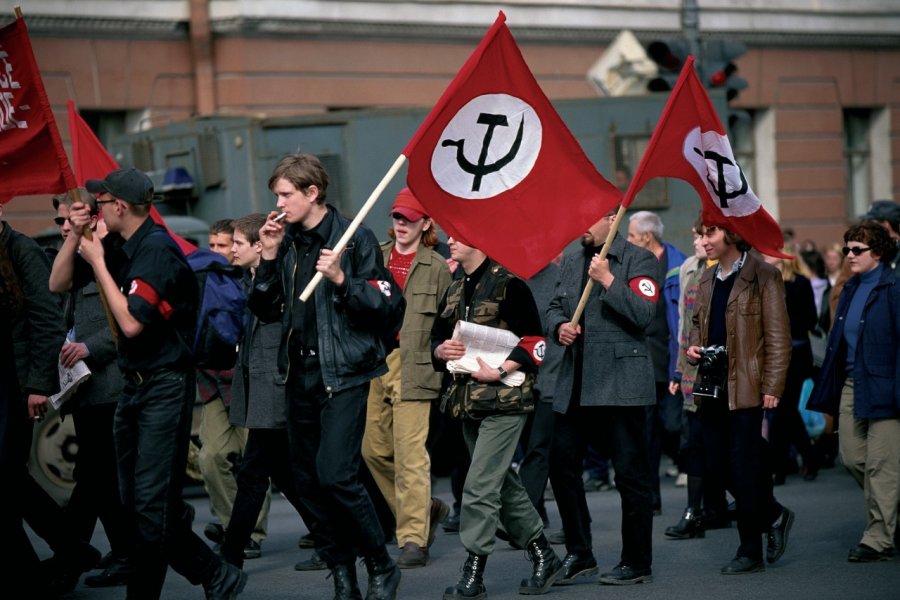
left=273, top=212, right=287, bottom=223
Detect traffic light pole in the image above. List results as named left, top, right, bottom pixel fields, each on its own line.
left=682, top=0, right=700, bottom=68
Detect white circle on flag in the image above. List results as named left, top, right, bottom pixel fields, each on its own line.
left=431, top=94, right=541, bottom=200
left=683, top=126, right=761, bottom=218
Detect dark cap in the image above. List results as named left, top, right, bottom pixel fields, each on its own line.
left=864, top=200, right=900, bottom=225
left=86, top=168, right=154, bottom=205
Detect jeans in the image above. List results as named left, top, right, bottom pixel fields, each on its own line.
left=115, top=369, right=219, bottom=599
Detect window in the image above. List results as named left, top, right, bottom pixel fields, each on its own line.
left=844, top=109, right=872, bottom=219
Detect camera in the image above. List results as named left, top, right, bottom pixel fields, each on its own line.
left=693, top=345, right=728, bottom=401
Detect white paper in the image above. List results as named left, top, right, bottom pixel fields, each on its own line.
left=49, top=359, right=91, bottom=410
left=446, top=321, right=525, bottom=386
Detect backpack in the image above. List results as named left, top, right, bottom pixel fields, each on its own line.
left=186, top=248, right=247, bottom=369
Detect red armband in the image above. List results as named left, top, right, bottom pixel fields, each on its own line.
left=517, top=335, right=546, bottom=366
left=628, top=277, right=659, bottom=303
left=367, top=280, right=393, bottom=297
left=128, top=278, right=173, bottom=319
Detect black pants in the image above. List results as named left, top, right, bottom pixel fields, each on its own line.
left=550, top=404, right=653, bottom=569
left=286, top=358, right=385, bottom=567
left=700, top=398, right=780, bottom=561
left=68, top=402, right=131, bottom=555
left=517, top=396, right=555, bottom=516
left=222, top=427, right=311, bottom=567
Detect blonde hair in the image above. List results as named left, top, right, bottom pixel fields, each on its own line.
left=773, top=249, right=812, bottom=282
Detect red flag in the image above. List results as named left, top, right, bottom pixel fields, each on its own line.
left=403, top=11, right=621, bottom=278
left=0, top=16, right=77, bottom=203
left=623, top=56, right=788, bottom=258
left=67, top=100, right=198, bottom=255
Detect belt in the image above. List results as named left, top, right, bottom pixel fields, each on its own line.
left=123, top=368, right=169, bottom=386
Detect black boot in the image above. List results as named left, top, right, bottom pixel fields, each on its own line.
left=363, top=552, right=401, bottom=600
left=330, top=563, right=362, bottom=600
left=665, top=507, right=705, bottom=539
left=203, top=561, right=247, bottom=600
left=443, top=553, right=487, bottom=599
left=519, top=534, right=564, bottom=594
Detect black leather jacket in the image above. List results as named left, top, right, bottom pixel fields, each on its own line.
left=248, top=206, right=389, bottom=393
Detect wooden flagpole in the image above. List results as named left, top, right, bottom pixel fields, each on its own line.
left=568, top=203, right=628, bottom=327
left=298, top=154, right=407, bottom=302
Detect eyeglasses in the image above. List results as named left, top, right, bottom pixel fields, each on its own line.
left=96, top=198, right=117, bottom=206
left=842, top=246, right=871, bottom=256
left=54, top=217, right=67, bottom=226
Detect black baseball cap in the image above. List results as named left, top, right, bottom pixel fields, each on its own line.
left=86, top=168, right=154, bottom=205
left=864, top=200, right=900, bottom=225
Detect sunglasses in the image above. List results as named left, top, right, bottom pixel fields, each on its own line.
left=54, top=217, right=67, bottom=226
left=842, top=246, right=871, bottom=256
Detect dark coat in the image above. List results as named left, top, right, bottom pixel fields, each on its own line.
left=807, top=265, right=900, bottom=419
left=231, top=273, right=286, bottom=429
left=249, top=206, right=390, bottom=392
left=1, top=222, right=65, bottom=397
left=545, top=234, right=658, bottom=412
left=64, top=277, right=125, bottom=411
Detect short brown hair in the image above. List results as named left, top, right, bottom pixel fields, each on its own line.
left=209, top=218, right=235, bottom=236
left=845, top=223, right=897, bottom=264
left=231, top=213, right=267, bottom=245
left=52, top=188, right=96, bottom=214
left=267, top=153, right=328, bottom=204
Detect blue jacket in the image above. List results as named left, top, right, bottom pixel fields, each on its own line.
left=807, top=265, right=900, bottom=419
left=662, top=242, right=687, bottom=381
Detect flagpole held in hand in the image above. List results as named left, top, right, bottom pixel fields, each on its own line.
left=298, top=154, right=407, bottom=302
left=78, top=197, right=119, bottom=348
left=569, top=203, right=627, bottom=327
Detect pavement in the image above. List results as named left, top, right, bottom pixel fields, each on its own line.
left=34, top=463, right=900, bottom=600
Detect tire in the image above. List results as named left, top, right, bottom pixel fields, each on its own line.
left=27, top=407, right=77, bottom=506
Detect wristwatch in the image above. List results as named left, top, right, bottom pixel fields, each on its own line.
left=497, top=366, right=508, bottom=379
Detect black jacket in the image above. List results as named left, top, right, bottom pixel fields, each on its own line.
left=1, top=222, right=65, bottom=396
left=248, top=206, right=390, bottom=392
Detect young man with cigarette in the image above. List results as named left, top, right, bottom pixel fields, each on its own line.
left=248, top=153, right=400, bottom=600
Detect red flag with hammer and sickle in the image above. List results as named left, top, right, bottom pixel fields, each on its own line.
left=403, top=11, right=621, bottom=278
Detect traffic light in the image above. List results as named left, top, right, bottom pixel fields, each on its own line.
left=701, top=40, right=747, bottom=101
left=645, top=39, right=690, bottom=92
left=701, top=40, right=749, bottom=129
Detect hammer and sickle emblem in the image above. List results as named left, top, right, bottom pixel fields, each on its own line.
left=441, top=112, right=524, bottom=192
left=692, top=147, right=748, bottom=209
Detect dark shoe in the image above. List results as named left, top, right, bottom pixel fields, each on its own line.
left=553, top=553, right=598, bottom=585
left=766, top=506, right=795, bottom=564
left=598, top=563, right=652, bottom=585
left=442, top=510, right=461, bottom=533
left=584, top=476, right=612, bottom=492
left=203, top=561, right=247, bottom=600
left=665, top=507, right=706, bottom=539
left=95, top=551, right=115, bottom=570
left=443, top=553, right=487, bottom=599
left=295, top=550, right=327, bottom=571
left=428, top=497, right=451, bottom=547
left=547, top=529, right=566, bottom=545
left=721, top=556, right=765, bottom=575
left=243, top=540, right=262, bottom=560
left=396, top=542, right=428, bottom=569
left=205, top=522, right=226, bottom=545
left=43, top=542, right=103, bottom=595
left=700, top=508, right=733, bottom=530
left=519, top=534, right=564, bottom=594
left=298, top=532, right=315, bottom=548
left=848, top=543, right=895, bottom=562
left=330, top=563, right=363, bottom=600
left=363, top=554, right=401, bottom=600
left=84, top=556, right=133, bottom=587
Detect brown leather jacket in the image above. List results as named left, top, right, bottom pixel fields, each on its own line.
left=690, top=252, right=791, bottom=410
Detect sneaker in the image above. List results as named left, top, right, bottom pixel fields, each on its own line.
left=294, top=550, right=327, bottom=571
left=847, top=543, right=895, bottom=562
left=243, top=540, right=262, bottom=560
left=297, top=533, right=315, bottom=549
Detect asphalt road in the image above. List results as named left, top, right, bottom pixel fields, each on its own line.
left=34, top=463, right=900, bottom=600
